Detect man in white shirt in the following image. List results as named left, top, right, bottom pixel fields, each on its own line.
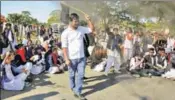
left=61, top=13, right=94, bottom=100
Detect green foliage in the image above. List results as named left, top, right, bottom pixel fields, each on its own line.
left=6, top=11, right=39, bottom=25
left=64, top=1, right=175, bottom=34
left=47, top=9, right=60, bottom=25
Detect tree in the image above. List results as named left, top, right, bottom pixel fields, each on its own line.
left=21, top=11, right=31, bottom=16
left=6, top=11, right=40, bottom=26
left=47, top=9, right=60, bottom=25
left=7, top=13, right=23, bottom=24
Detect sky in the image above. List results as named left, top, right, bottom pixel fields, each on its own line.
left=1, top=1, right=61, bottom=23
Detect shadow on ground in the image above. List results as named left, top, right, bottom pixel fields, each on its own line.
left=1, top=73, right=55, bottom=100
left=19, top=91, right=59, bottom=100
left=83, top=72, right=136, bottom=96
left=132, top=93, right=151, bottom=100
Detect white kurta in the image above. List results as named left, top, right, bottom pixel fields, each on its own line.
left=2, top=64, right=27, bottom=91
left=31, top=56, right=45, bottom=75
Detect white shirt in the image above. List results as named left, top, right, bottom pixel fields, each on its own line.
left=61, top=26, right=92, bottom=59
left=167, top=37, right=175, bottom=49
left=124, top=33, right=133, bottom=49
left=4, top=64, right=15, bottom=81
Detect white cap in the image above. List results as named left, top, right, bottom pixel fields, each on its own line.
left=147, top=44, right=154, bottom=49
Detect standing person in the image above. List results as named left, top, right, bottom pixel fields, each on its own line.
left=48, top=25, right=53, bottom=38
left=2, top=23, right=16, bottom=53
left=104, top=27, right=123, bottom=76
left=123, top=27, right=134, bottom=62
left=14, top=24, right=19, bottom=40
left=39, top=25, right=46, bottom=43
left=133, top=31, right=143, bottom=56
left=61, top=13, right=94, bottom=100
left=142, top=31, right=154, bottom=53
left=40, top=25, right=46, bottom=37
left=26, top=25, right=32, bottom=39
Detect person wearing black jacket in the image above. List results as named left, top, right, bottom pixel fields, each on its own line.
left=83, top=34, right=90, bottom=80
left=2, top=23, right=15, bottom=51
left=12, top=44, right=33, bottom=82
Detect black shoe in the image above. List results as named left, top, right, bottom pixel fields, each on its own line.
left=83, top=77, right=88, bottom=80
left=25, top=77, right=33, bottom=83
left=74, top=94, right=87, bottom=100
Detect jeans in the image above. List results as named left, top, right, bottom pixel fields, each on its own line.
left=13, top=62, right=33, bottom=76
left=68, top=57, right=86, bottom=95
left=45, top=55, right=52, bottom=71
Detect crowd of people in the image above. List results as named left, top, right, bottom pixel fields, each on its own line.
left=91, top=26, right=175, bottom=80
left=1, top=13, right=175, bottom=100
left=0, top=22, right=65, bottom=91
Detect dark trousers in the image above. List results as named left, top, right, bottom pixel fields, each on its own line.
left=130, top=68, right=165, bottom=76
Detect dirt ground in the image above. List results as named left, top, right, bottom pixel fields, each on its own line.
left=1, top=66, right=175, bottom=100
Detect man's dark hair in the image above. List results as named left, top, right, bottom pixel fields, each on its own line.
left=105, top=26, right=110, bottom=32
left=149, top=48, right=154, bottom=51
left=69, top=13, right=79, bottom=21
left=6, top=23, right=11, bottom=27
left=52, top=47, right=57, bottom=52
left=173, top=48, right=175, bottom=51
left=158, top=47, right=165, bottom=52
left=113, top=28, right=118, bottom=31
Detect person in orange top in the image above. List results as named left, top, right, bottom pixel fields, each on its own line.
left=123, top=27, right=134, bottom=62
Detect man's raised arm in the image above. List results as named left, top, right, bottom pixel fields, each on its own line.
left=85, top=15, right=95, bottom=34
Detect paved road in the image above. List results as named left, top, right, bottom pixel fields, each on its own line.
left=1, top=67, right=175, bottom=100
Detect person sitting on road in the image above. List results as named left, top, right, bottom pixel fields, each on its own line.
left=162, top=48, right=175, bottom=80
left=129, top=53, right=145, bottom=77
left=48, top=47, right=65, bottom=74
left=12, top=44, right=33, bottom=82
left=30, top=47, right=45, bottom=75
left=1, top=51, right=28, bottom=90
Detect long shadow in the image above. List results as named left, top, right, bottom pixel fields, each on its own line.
left=132, top=93, right=151, bottom=100
left=1, top=73, right=56, bottom=100
left=83, top=73, right=135, bottom=96
left=19, top=91, right=59, bottom=100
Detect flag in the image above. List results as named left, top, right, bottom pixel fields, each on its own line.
left=60, top=2, right=70, bottom=24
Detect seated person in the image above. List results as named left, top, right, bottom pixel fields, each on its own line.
left=30, top=47, right=45, bottom=75
left=1, top=51, right=28, bottom=90
left=26, top=46, right=35, bottom=61
left=35, top=40, right=45, bottom=52
left=48, top=47, right=65, bottom=74
left=148, top=48, right=168, bottom=76
left=144, top=48, right=155, bottom=69
left=12, top=44, right=33, bottom=81
left=130, top=53, right=144, bottom=71
left=155, top=48, right=168, bottom=70
left=162, top=48, right=175, bottom=79
left=129, top=53, right=146, bottom=77
left=89, top=46, right=107, bottom=69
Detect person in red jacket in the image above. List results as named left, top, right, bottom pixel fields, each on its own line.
left=49, top=47, right=64, bottom=74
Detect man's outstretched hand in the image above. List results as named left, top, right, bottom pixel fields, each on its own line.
left=85, top=14, right=91, bottom=21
